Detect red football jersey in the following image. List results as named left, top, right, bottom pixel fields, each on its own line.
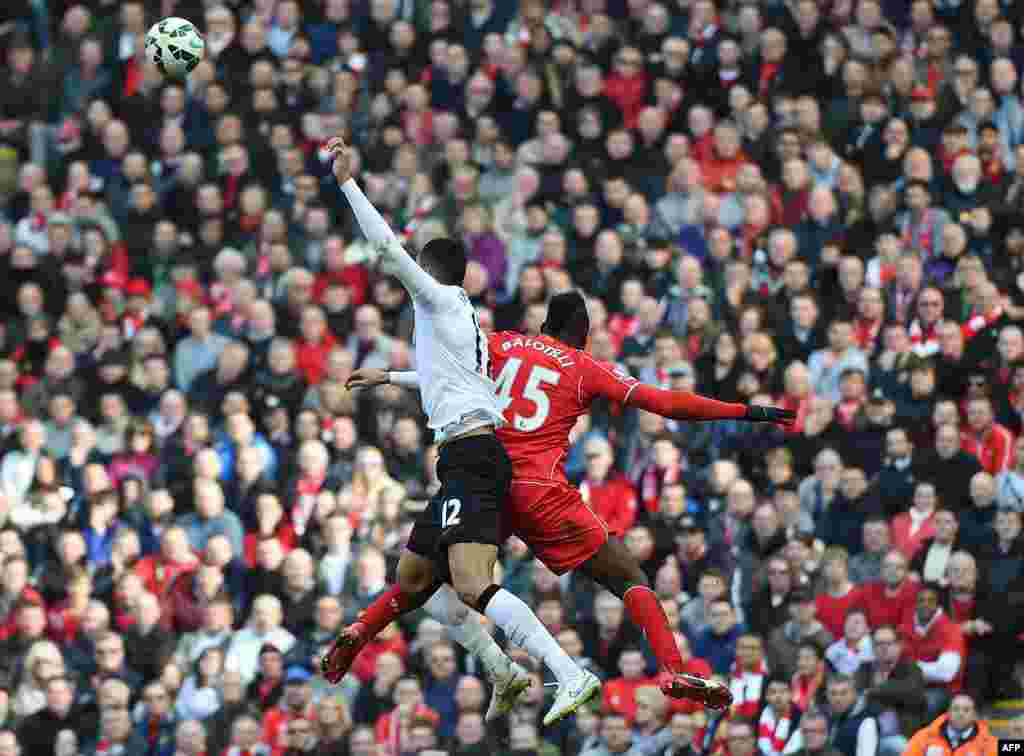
left=488, top=331, right=638, bottom=483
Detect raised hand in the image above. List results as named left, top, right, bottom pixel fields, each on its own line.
left=326, top=136, right=353, bottom=184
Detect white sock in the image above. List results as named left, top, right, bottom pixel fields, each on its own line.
left=423, top=585, right=510, bottom=681
left=483, top=588, right=579, bottom=685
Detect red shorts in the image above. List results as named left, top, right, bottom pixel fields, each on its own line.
left=501, top=479, right=609, bottom=575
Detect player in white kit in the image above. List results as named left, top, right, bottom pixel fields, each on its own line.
left=320, top=138, right=600, bottom=726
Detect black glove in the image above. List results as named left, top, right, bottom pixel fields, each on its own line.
left=745, top=405, right=797, bottom=424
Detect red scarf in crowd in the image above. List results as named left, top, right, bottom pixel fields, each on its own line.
left=903, top=208, right=937, bottom=258
left=836, top=398, right=864, bottom=430
left=640, top=461, right=682, bottom=513
left=791, top=660, right=825, bottom=711
left=729, top=660, right=767, bottom=719
left=758, top=705, right=796, bottom=756
left=854, top=316, right=882, bottom=353
left=758, top=62, right=780, bottom=96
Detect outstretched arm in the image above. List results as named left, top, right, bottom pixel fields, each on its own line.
left=345, top=369, right=419, bottom=391
left=628, top=384, right=796, bottom=423
left=329, top=137, right=449, bottom=308
left=579, top=355, right=795, bottom=424
left=626, top=383, right=748, bottom=422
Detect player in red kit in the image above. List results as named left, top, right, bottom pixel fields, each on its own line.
left=329, top=292, right=794, bottom=713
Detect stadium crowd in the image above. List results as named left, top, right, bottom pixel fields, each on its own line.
left=2, top=0, right=1024, bottom=754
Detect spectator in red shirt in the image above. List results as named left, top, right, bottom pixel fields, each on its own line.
left=579, top=436, right=638, bottom=537
left=350, top=621, right=409, bottom=686
left=243, top=491, right=297, bottom=569
left=0, top=556, right=43, bottom=639
left=858, top=550, right=918, bottom=630
left=313, top=236, right=369, bottom=306
left=899, top=582, right=966, bottom=714
left=962, top=397, right=1015, bottom=475
left=46, top=568, right=91, bottom=644
left=164, top=563, right=227, bottom=635
left=134, top=526, right=199, bottom=598
left=891, top=482, right=939, bottom=561
left=374, top=676, right=439, bottom=756
left=294, top=304, right=338, bottom=386
left=604, top=47, right=647, bottom=130
left=603, top=647, right=654, bottom=721
left=701, top=122, right=750, bottom=194
left=815, top=547, right=862, bottom=638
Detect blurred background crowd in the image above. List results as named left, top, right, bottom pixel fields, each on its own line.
left=1, top=0, right=1024, bottom=754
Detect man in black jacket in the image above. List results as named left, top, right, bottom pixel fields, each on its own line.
left=17, top=677, right=89, bottom=756
left=875, top=427, right=918, bottom=518
left=856, top=626, right=927, bottom=756
left=914, top=424, right=983, bottom=513
left=123, top=591, right=176, bottom=684
left=777, top=294, right=827, bottom=366
left=749, top=555, right=795, bottom=637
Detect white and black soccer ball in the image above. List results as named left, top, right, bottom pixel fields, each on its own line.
left=145, top=17, right=204, bottom=79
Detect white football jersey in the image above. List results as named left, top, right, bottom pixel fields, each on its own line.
left=341, top=181, right=504, bottom=437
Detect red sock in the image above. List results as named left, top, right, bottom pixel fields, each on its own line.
left=359, top=584, right=426, bottom=636
left=624, top=585, right=685, bottom=674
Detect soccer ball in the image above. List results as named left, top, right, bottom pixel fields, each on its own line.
left=145, top=17, right=204, bottom=79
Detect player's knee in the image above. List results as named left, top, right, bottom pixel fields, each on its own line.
left=449, top=570, right=489, bottom=609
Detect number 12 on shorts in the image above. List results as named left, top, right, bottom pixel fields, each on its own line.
left=441, top=498, right=462, bottom=528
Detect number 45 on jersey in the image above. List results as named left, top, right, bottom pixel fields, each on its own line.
left=493, top=357, right=561, bottom=433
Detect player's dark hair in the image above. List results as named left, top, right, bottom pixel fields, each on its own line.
left=541, top=291, right=590, bottom=349
left=420, top=238, right=467, bottom=285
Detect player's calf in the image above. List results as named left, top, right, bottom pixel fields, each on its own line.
left=582, top=540, right=687, bottom=677
left=580, top=539, right=650, bottom=597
